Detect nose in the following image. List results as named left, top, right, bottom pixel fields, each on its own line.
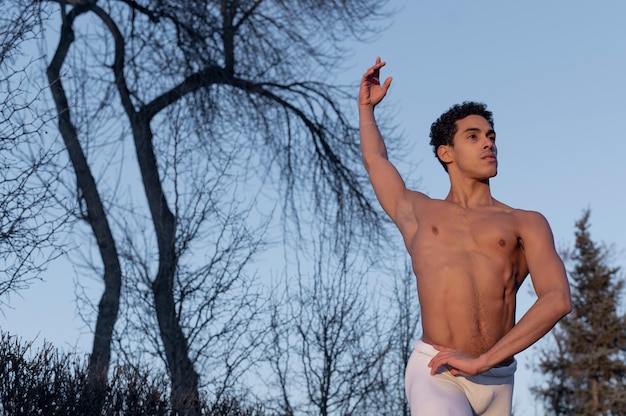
left=483, top=139, right=494, bottom=151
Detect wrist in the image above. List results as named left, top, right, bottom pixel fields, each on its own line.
left=359, top=105, right=376, bottom=123
left=476, top=353, right=494, bottom=373
left=477, top=350, right=513, bottom=373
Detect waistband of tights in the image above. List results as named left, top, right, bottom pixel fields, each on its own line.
left=413, top=340, right=517, bottom=378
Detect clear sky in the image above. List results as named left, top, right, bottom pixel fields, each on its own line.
left=2, top=1, right=626, bottom=415
left=343, top=1, right=626, bottom=413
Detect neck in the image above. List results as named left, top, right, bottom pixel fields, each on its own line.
left=445, top=176, right=494, bottom=208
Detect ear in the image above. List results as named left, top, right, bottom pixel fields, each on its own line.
left=437, top=144, right=453, bottom=165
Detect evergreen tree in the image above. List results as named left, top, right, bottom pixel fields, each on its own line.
left=533, top=209, right=626, bottom=415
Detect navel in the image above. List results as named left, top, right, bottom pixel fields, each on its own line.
left=432, top=226, right=439, bottom=235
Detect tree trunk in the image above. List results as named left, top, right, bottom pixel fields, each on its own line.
left=131, top=116, right=201, bottom=415
left=46, top=10, right=121, bottom=399
left=95, top=6, right=202, bottom=412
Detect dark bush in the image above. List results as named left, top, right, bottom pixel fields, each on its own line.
left=0, top=333, right=270, bottom=415
left=209, top=395, right=269, bottom=416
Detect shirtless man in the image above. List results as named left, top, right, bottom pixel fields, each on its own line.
left=359, top=57, right=572, bottom=415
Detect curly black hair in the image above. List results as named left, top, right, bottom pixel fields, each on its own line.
left=429, top=101, right=494, bottom=172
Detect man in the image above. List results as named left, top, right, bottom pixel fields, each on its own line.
left=359, top=57, right=571, bottom=415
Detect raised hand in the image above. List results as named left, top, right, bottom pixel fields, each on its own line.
left=359, top=57, right=393, bottom=108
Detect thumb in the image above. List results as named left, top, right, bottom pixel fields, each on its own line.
left=381, top=77, right=393, bottom=92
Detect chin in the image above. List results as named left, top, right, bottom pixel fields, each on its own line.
left=479, top=171, right=497, bottom=181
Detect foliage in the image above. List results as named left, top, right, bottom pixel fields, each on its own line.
left=532, top=209, right=626, bottom=415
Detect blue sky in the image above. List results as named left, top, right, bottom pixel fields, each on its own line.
left=2, top=1, right=625, bottom=414
left=346, top=1, right=626, bottom=254
left=342, top=1, right=626, bottom=413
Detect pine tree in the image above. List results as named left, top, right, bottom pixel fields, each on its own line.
left=533, top=209, right=626, bottom=415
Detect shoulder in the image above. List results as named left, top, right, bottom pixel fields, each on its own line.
left=491, top=199, right=546, bottom=225
left=406, top=189, right=432, bottom=203
left=487, top=201, right=546, bottom=226
left=489, top=201, right=552, bottom=240
left=510, top=209, right=550, bottom=229
left=508, top=208, right=555, bottom=247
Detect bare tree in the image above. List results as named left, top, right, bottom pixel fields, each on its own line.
left=45, top=12, right=123, bottom=404
left=0, top=1, right=63, bottom=306
left=112, top=117, right=272, bottom=405
left=19, top=0, right=393, bottom=413
left=264, top=230, right=392, bottom=416
left=374, top=262, right=421, bottom=416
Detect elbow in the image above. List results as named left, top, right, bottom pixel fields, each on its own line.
left=361, top=153, right=377, bottom=173
left=564, top=300, right=572, bottom=316
left=362, top=157, right=371, bottom=174
left=558, top=292, right=572, bottom=318
left=543, top=288, right=572, bottom=319
left=361, top=154, right=369, bottom=168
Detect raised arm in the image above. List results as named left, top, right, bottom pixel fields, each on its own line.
left=359, top=58, right=421, bottom=223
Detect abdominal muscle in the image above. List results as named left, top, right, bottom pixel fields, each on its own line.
left=412, top=246, right=519, bottom=360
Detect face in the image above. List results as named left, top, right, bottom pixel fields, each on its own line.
left=438, top=114, right=498, bottom=180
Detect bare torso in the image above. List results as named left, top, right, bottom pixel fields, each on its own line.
left=399, top=193, right=529, bottom=361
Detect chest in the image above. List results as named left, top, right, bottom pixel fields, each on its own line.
left=410, top=206, right=522, bottom=257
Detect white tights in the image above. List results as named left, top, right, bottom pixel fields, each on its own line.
left=405, top=341, right=516, bottom=416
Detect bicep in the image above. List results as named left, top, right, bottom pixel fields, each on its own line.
left=365, top=156, right=423, bottom=223
left=519, top=212, right=569, bottom=296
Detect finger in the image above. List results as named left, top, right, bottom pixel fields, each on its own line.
left=428, top=350, right=446, bottom=366
left=428, top=351, right=441, bottom=366
left=371, top=59, right=386, bottom=72
left=430, top=361, right=448, bottom=375
left=364, top=59, right=385, bottom=72
left=428, top=357, right=444, bottom=375
left=381, top=76, right=393, bottom=91
left=452, top=367, right=473, bottom=377
left=363, top=64, right=383, bottom=79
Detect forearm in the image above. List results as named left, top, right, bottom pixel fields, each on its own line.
left=359, top=104, right=388, bottom=168
left=479, top=290, right=571, bottom=370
